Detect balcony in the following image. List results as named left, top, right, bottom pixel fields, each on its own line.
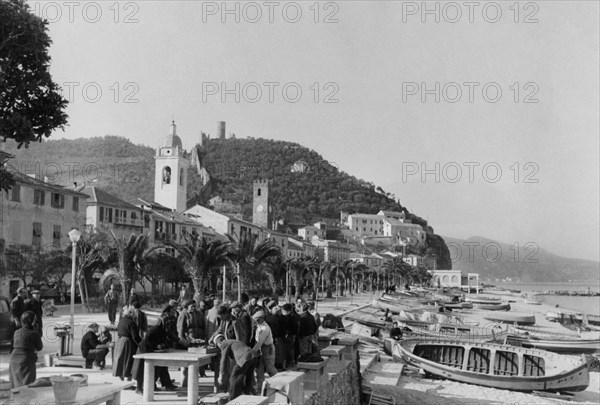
left=114, top=216, right=142, bottom=227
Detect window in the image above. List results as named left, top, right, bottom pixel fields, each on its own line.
left=10, top=184, right=20, bottom=202
left=99, top=206, right=104, bottom=221
left=179, top=168, right=184, bottom=186
left=32, top=222, right=42, bottom=246
left=257, top=188, right=261, bottom=196
left=51, top=193, right=64, bottom=208
left=131, top=212, right=137, bottom=219
left=34, top=189, right=45, bottom=205
left=53, top=225, right=61, bottom=248
left=72, top=196, right=79, bottom=211
left=162, top=166, right=171, bottom=184
left=107, top=208, right=113, bottom=222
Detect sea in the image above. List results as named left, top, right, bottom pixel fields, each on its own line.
left=494, top=282, right=600, bottom=316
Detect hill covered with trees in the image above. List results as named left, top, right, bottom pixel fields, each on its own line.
left=5, top=135, right=452, bottom=268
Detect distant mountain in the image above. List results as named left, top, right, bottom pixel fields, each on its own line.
left=5, top=136, right=452, bottom=268
left=444, top=236, right=600, bottom=284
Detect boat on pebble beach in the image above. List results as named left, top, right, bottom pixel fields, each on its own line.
left=484, top=312, right=536, bottom=326
left=384, top=338, right=590, bottom=393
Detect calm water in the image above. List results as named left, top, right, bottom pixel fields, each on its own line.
left=495, top=282, right=600, bottom=316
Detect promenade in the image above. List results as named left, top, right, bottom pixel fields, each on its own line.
left=1, top=292, right=599, bottom=404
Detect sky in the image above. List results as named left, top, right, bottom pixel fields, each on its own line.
left=27, top=0, right=599, bottom=261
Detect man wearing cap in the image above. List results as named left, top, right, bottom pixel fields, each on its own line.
left=104, top=284, right=120, bottom=325
left=132, top=305, right=184, bottom=395
left=231, top=301, right=252, bottom=346
left=10, top=288, right=27, bottom=329
left=25, top=290, right=43, bottom=332
left=297, top=303, right=318, bottom=356
left=280, top=303, right=298, bottom=369
left=266, top=302, right=285, bottom=370
left=214, top=334, right=258, bottom=400
left=252, top=310, right=278, bottom=389
left=81, top=323, right=109, bottom=369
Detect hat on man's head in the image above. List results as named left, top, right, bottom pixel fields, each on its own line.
left=252, top=310, right=266, bottom=319
left=230, top=301, right=242, bottom=309
left=216, top=305, right=231, bottom=316
left=31, top=290, right=41, bottom=295
left=168, top=299, right=177, bottom=306
left=17, top=287, right=26, bottom=293
left=213, top=334, right=226, bottom=345
left=88, top=322, right=99, bottom=329
left=281, top=303, right=292, bottom=312
left=267, top=301, right=278, bottom=310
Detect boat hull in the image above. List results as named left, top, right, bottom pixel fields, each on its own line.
left=386, top=339, right=590, bottom=393
left=476, top=303, right=511, bottom=311
left=484, top=313, right=536, bottom=326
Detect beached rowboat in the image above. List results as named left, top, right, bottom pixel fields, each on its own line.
left=546, top=312, right=600, bottom=326
left=465, top=296, right=503, bottom=304
left=384, top=338, right=590, bottom=392
left=484, top=312, right=536, bottom=326
left=506, top=335, right=600, bottom=355
left=475, top=303, right=511, bottom=311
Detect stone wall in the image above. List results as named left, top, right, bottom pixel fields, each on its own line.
left=304, top=353, right=361, bottom=405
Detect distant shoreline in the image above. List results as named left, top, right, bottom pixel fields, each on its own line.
left=534, top=290, right=600, bottom=297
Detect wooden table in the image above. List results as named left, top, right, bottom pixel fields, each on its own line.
left=133, top=349, right=216, bottom=404
left=10, top=377, right=133, bottom=405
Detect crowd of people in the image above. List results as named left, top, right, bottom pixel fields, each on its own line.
left=7, top=285, right=324, bottom=403
left=109, top=290, right=323, bottom=401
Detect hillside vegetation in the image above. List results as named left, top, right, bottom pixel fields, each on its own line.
left=5, top=135, right=452, bottom=268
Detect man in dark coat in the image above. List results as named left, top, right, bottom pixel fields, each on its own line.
left=231, top=302, right=252, bottom=346
left=81, top=323, right=109, bottom=369
left=132, top=305, right=187, bottom=395
left=10, top=287, right=27, bottom=329
left=280, top=303, right=298, bottom=368
left=265, top=302, right=286, bottom=370
left=297, top=303, right=318, bottom=357
left=25, top=290, right=43, bottom=332
left=215, top=335, right=258, bottom=401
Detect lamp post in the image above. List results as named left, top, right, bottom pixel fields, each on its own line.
left=68, top=228, right=81, bottom=353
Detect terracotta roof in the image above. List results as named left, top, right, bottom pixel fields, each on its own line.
left=9, top=168, right=89, bottom=197
left=83, top=187, right=139, bottom=210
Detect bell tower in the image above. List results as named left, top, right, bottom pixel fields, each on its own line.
left=154, top=121, right=190, bottom=212
left=252, top=179, right=271, bottom=229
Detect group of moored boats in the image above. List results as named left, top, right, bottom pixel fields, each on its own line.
left=335, top=289, right=599, bottom=395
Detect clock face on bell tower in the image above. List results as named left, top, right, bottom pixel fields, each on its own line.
left=252, top=180, right=270, bottom=229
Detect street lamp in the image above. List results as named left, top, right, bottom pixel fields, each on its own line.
left=68, top=228, right=81, bottom=351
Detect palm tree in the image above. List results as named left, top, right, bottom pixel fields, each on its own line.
left=382, top=256, right=407, bottom=287
left=68, top=230, right=111, bottom=311
left=107, top=232, right=158, bottom=305
left=228, top=233, right=282, bottom=302
left=167, top=233, right=234, bottom=301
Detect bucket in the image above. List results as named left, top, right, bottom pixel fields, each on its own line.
left=50, top=375, right=81, bottom=404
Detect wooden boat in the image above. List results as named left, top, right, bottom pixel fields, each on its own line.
left=350, top=318, right=509, bottom=344
left=546, top=312, right=600, bottom=327
left=484, top=312, right=535, bottom=326
left=506, top=335, right=600, bottom=355
left=523, top=299, right=542, bottom=305
left=465, top=296, right=503, bottom=305
left=384, top=338, right=590, bottom=392
left=442, top=302, right=473, bottom=310
left=475, top=303, right=511, bottom=311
